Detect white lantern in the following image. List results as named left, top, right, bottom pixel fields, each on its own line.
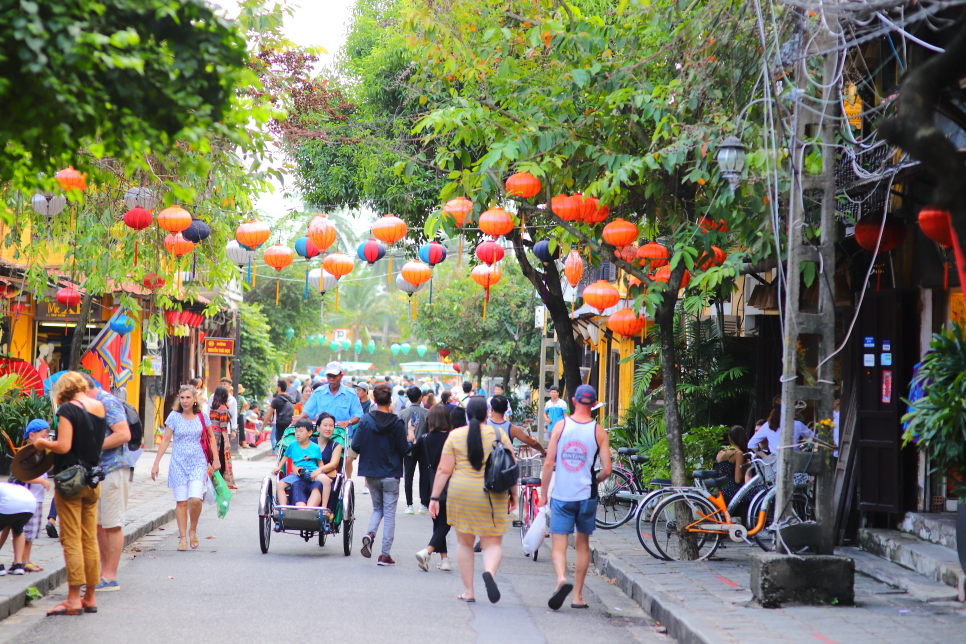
left=395, top=272, right=426, bottom=296
left=468, top=361, right=480, bottom=375
left=31, top=192, right=67, bottom=218
left=715, top=136, right=746, bottom=192
left=308, top=268, right=339, bottom=294
left=124, top=187, right=157, bottom=211
left=226, top=240, right=256, bottom=266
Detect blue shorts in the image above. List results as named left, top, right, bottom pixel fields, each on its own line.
left=290, top=479, right=324, bottom=505
left=550, top=498, right=597, bottom=535
left=280, top=474, right=302, bottom=486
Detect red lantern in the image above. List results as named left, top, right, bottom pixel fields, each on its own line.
left=442, top=197, right=473, bottom=227
left=179, top=310, right=192, bottom=326
left=918, top=205, right=953, bottom=248
left=609, top=307, right=647, bottom=337
left=637, top=242, right=670, bottom=269
left=323, top=252, right=355, bottom=279
left=506, top=172, right=542, bottom=199
left=164, top=233, right=194, bottom=258
left=697, top=217, right=728, bottom=233
left=123, top=207, right=152, bottom=231
left=551, top=194, right=580, bottom=222
left=143, top=273, right=166, bottom=291
left=372, top=214, right=408, bottom=244
left=585, top=202, right=610, bottom=225
left=471, top=264, right=503, bottom=303
left=308, top=215, right=338, bottom=253
left=564, top=250, right=584, bottom=287
left=475, top=240, right=505, bottom=265
left=478, top=208, right=515, bottom=237
left=652, top=265, right=691, bottom=289
left=55, top=166, right=87, bottom=191
left=855, top=217, right=906, bottom=253
left=358, top=238, right=386, bottom=265
left=438, top=349, right=451, bottom=358
left=164, top=310, right=181, bottom=327
left=236, top=220, right=271, bottom=249
left=698, top=246, right=727, bottom=270
left=401, top=261, right=432, bottom=288
left=616, top=244, right=639, bottom=264
left=582, top=280, right=620, bottom=313
left=603, top=218, right=639, bottom=249
left=157, top=205, right=192, bottom=233
left=56, top=287, right=82, bottom=308
left=453, top=362, right=461, bottom=373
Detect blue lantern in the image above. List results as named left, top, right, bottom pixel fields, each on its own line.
left=182, top=219, right=212, bottom=244
left=533, top=239, right=559, bottom=263
left=110, top=314, right=136, bottom=335
left=367, top=340, right=376, bottom=354
left=357, top=238, right=387, bottom=266
left=354, top=339, right=362, bottom=353
left=295, top=236, right=320, bottom=260
left=418, top=241, right=447, bottom=267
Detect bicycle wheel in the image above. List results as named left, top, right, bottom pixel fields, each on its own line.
left=751, top=489, right=814, bottom=553
left=595, top=470, right=636, bottom=529
left=634, top=489, right=675, bottom=559
left=650, top=493, right=723, bottom=561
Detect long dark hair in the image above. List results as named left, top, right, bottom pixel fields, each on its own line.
left=465, top=396, right=488, bottom=471
left=729, top=425, right=749, bottom=453
left=211, top=386, right=229, bottom=411
left=428, top=404, right=452, bottom=433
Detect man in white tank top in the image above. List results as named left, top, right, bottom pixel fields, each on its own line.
left=539, top=385, right=611, bottom=610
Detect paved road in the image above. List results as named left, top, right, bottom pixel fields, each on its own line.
left=1, top=459, right=668, bottom=644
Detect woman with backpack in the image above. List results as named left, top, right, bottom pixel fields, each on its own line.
left=428, top=396, right=517, bottom=604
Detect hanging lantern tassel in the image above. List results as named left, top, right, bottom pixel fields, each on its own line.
left=412, top=295, right=417, bottom=320
left=192, top=253, right=197, bottom=280
left=458, top=236, right=464, bottom=267
left=429, top=278, right=433, bottom=304
left=387, top=251, right=393, bottom=285
left=944, top=259, right=950, bottom=290
left=247, top=259, right=252, bottom=285
left=335, top=287, right=340, bottom=313
left=134, top=239, right=139, bottom=267
left=304, top=270, right=309, bottom=300
left=252, top=264, right=257, bottom=288
left=275, top=277, right=280, bottom=306
left=177, top=257, right=182, bottom=290
left=483, top=287, right=489, bottom=321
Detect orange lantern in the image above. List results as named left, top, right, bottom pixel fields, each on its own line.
left=652, top=265, right=691, bottom=289
left=323, top=252, right=355, bottom=279
left=308, top=215, right=338, bottom=253
left=603, top=218, right=639, bottom=249
left=637, top=241, right=670, bottom=269
left=471, top=264, right=503, bottom=320
left=582, top=280, right=620, bottom=313
left=264, top=244, right=295, bottom=305
left=157, top=205, right=192, bottom=233
left=626, top=274, right=644, bottom=290
left=584, top=202, right=609, bottom=225
left=442, top=197, right=473, bottom=227
left=236, top=220, right=271, bottom=249
left=401, top=260, right=432, bottom=288
left=164, top=233, right=194, bottom=258
left=506, top=172, right=541, bottom=199
left=564, top=250, right=584, bottom=288
left=479, top=207, right=515, bottom=237
left=697, top=217, right=728, bottom=233
left=609, top=307, right=647, bottom=338
left=698, top=246, right=726, bottom=270
left=551, top=194, right=580, bottom=222
left=616, top=244, right=639, bottom=264
left=372, top=214, right=408, bottom=283
left=55, top=166, right=87, bottom=191
left=574, top=194, right=599, bottom=222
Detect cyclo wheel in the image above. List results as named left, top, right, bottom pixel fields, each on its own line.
left=343, top=481, right=355, bottom=556
left=650, top=493, right=723, bottom=562
left=319, top=528, right=326, bottom=547
left=258, top=478, right=274, bottom=554
left=634, top=488, right=675, bottom=559
left=595, top=469, right=636, bottom=529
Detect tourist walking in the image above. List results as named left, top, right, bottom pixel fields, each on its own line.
left=543, top=386, right=569, bottom=427
left=345, top=381, right=371, bottom=481
left=209, top=386, right=237, bottom=488
left=414, top=404, right=453, bottom=571
left=263, top=379, right=296, bottom=449
left=32, top=372, right=107, bottom=616
left=151, top=385, right=219, bottom=552
left=487, top=395, right=546, bottom=457
left=539, top=385, right=611, bottom=610
left=428, top=397, right=516, bottom=603
left=351, top=383, right=407, bottom=566
left=399, top=386, right=429, bottom=514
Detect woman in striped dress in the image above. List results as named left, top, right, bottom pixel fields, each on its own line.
left=428, top=397, right=517, bottom=604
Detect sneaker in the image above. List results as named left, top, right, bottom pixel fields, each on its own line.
left=418, top=505, right=429, bottom=514
left=415, top=548, right=430, bottom=572
left=9, top=563, right=24, bottom=576
left=95, top=578, right=120, bottom=592
left=46, top=522, right=58, bottom=539
left=0, top=564, right=7, bottom=576
left=361, top=487, right=370, bottom=495
left=404, top=505, right=414, bottom=515
left=361, top=532, right=374, bottom=559
left=377, top=555, right=396, bottom=566
left=438, top=559, right=452, bottom=571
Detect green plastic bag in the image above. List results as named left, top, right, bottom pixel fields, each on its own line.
left=212, top=471, right=233, bottom=519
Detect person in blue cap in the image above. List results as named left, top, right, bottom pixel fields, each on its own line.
left=0, top=419, right=52, bottom=575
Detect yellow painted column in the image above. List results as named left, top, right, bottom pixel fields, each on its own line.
left=124, top=310, right=142, bottom=409
left=9, top=308, right=34, bottom=362
left=618, top=338, right=635, bottom=422
left=597, top=337, right=608, bottom=424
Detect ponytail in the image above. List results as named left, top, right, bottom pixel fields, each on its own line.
left=465, top=396, right=487, bottom=471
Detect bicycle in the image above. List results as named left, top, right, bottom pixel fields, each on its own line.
left=514, top=456, right=544, bottom=561
left=596, top=447, right=673, bottom=529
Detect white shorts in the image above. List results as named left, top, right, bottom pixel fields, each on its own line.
left=98, top=467, right=131, bottom=529
left=172, top=479, right=206, bottom=502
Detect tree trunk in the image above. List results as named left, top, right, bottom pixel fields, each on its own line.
left=68, top=291, right=94, bottom=371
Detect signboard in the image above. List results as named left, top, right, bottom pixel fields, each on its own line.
left=203, top=338, right=235, bottom=356
left=332, top=328, right=350, bottom=342
left=34, top=299, right=83, bottom=322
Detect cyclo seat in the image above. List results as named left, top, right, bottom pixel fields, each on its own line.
left=629, top=455, right=649, bottom=464
left=692, top=470, right=719, bottom=480
left=520, top=477, right=542, bottom=486
left=617, top=447, right=638, bottom=456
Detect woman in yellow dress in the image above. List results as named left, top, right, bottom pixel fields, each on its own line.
left=428, top=396, right=517, bottom=604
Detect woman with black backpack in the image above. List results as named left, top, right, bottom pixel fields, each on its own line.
left=428, top=397, right=517, bottom=604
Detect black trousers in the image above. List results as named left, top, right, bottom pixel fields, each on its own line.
left=403, top=454, right=418, bottom=506
left=428, top=499, right=449, bottom=554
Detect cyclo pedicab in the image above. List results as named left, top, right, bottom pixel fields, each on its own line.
left=257, top=423, right=355, bottom=555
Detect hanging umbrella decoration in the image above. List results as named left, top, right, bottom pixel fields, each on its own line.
left=236, top=220, right=271, bottom=287
left=322, top=253, right=354, bottom=312
left=442, top=197, right=473, bottom=265
left=400, top=260, right=432, bottom=319
left=295, top=236, right=321, bottom=299
left=418, top=241, right=447, bottom=303
left=357, top=238, right=387, bottom=266
left=371, top=214, right=408, bottom=284
left=471, top=264, right=503, bottom=320
left=0, top=360, right=44, bottom=397
left=263, top=244, right=295, bottom=305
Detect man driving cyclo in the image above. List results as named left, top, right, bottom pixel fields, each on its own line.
left=274, top=413, right=344, bottom=529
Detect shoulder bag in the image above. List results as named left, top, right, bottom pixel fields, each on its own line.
left=198, top=413, right=214, bottom=465
left=54, top=406, right=94, bottom=497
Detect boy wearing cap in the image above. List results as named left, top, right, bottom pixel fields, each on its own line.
left=539, top=385, right=611, bottom=611
left=0, top=419, right=52, bottom=574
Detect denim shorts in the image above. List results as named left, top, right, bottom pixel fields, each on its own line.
left=290, top=479, right=323, bottom=505
left=549, top=498, right=597, bottom=535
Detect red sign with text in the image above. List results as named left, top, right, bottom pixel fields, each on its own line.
left=203, top=338, right=235, bottom=356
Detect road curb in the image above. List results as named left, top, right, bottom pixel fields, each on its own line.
left=0, top=505, right=177, bottom=622
left=592, top=545, right=721, bottom=644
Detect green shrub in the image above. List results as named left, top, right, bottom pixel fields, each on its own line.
left=0, top=392, right=53, bottom=455
left=638, top=425, right=729, bottom=485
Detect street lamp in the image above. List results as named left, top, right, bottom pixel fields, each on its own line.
left=716, top=136, right=746, bottom=192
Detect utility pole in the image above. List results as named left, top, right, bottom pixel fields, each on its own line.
left=774, top=26, right=839, bottom=555
left=231, top=306, right=242, bottom=453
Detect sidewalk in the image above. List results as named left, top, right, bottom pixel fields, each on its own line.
left=591, top=526, right=966, bottom=644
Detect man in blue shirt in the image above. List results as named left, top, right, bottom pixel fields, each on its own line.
left=297, top=362, right=363, bottom=444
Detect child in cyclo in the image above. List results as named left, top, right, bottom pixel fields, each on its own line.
left=273, top=420, right=322, bottom=506
left=295, top=413, right=344, bottom=528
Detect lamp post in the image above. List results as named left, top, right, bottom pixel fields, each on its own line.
left=716, top=135, right=747, bottom=193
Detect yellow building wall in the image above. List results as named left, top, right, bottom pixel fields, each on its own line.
left=0, top=222, right=67, bottom=267
left=9, top=308, right=34, bottom=362
left=122, top=310, right=142, bottom=410
left=618, top=338, right=635, bottom=422
left=597, top=339, right=608, bottom=424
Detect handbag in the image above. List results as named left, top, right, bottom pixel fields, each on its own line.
left=199, top=413, right=214, bottom=465
left=54, top=465, right=87, bottom=497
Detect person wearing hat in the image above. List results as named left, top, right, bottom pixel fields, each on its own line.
left=1, top=419, right=54, bottom=574
left=539, top=384, right=612, bottom=611
left=344, top=381, right=370, bottom=483
left=297, top=362, right=363, bottom=447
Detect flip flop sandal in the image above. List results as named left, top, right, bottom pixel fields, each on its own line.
left=548, top=582, right=573, bottom=610
left=482, top=571, right=501, bottom=604
left=177, top=537, right=188, bottom=551
left=47, top=603, right=83, bottom=616
left=82, top=605, right=98, bottom=614
left=571, top=603, right=590, bottom=609
left=457, top=594, right=475, bottom=603
left=24, top=562, right=43, bottom=572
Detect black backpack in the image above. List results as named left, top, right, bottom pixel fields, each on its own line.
left=122, top=401, right=143, bottom=451
left=483, top=426, right=518, bottom=494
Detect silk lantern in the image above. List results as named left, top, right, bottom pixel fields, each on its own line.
left=551, top=194, right=580, bottom=222
left=418, top=241, right=447, bottom=267
left=368, top=340, right=376, bottom=354
left=236, top=220, right=271, bottom=250
left=471, top=264, right=502, bottom=320
left=564, top=250, right=584, bottom=288
left=342, top=340, right=351, bottom=351
left=182, top=219, right=212, bottom=244
left=32, top=192, right=67, bottom=218
left=56, top=287, right=82, bottom=309
left=533, top=239, right=559, bottom=263
left=109, top=314, right=136, bottom=336
left=372, top=214, right=408, bottom=283
left=573, top=194, right=599, bottom=223
left=506, top=172, right=541, bottom=199
left=143, top=273, right=166, bottom=291
left=479, top=208, right=514, bottom=237
left=391, top=343, right=401, bottom=356
left=307, top=268, right=339, bottom=294
left=918, top=205, right=956, bottom=288
left=122, top=206, right=153, bottom=266
left=330, top=340, right=341, bottom=352
left=854, top=217, right=905, bottom=253
left=55, top=166, right=87, bottom=191
left=416, top=344, right=428, bottom=357
left=475, top=240, right=504, bottom=265
left=308, top=215, right=338, bottom=253
left=609, top=307, right=647, bottom=338
left=401, top=260, right=432, bottom=319
left=263, top=244, right=295, bottom=305
left=438, top=349, right=450, bottom=358
left=357, top=238, right=386, bottom=266
left=582, top=280, right=620, bottom=313
left=603, top=218, right=638, bottom=249
left=285, top=328, right=295, bottom=341
left=637, top=242, right=670, bottom=269
left=355, top=339, right=363, bottom=354
left=295, top=236, right=321, bottom=260
left=400, top=342, right=411, bottom=356
left=124, top=187, right=157, bottom=211
left=442, top=197, right=473, bottom=227
left=652, top=265, right=691, bottom=289
left=157, top=205, right=192, bottom=234
left=698, top=246, right=727, bottom=270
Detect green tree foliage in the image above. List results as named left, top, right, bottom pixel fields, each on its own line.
left=239, top=302, right=280, bottom=398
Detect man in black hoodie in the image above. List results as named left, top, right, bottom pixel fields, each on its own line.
left=351, top=382, right=408, bottom=565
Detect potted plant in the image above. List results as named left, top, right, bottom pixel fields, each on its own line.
left=902, top=323, right=966, bottom=573
left=0, top=379, right=53, bottom=475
